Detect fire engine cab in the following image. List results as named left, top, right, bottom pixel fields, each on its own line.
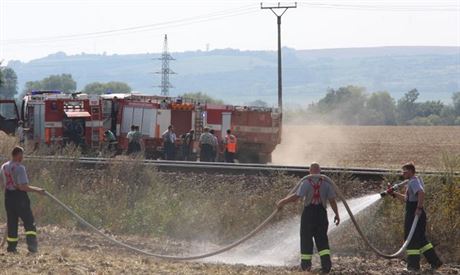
left=21, top=91, right=104, bottom=148
left=0, top=99, right=20, bottom=135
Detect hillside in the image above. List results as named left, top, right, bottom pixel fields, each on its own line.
left=7, top=46, right=460, bottom=105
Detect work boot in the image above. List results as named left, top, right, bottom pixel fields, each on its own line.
left=423, top=249, right=443, bottom=270
left=406, top=255, right=420, bottom=272
left=300, top=260, right=311, bottom=271
left=320, top=255, right=332, bottom=273
left=7, top=241, right=18, bottom=253
left=26, top=236, right=38, bottom=253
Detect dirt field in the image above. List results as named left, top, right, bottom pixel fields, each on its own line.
left=272, top=126, right=460, bottom=170
left=1, top=226, right=459, bottom=275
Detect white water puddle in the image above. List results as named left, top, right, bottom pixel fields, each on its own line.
left=199, top=193, right=381, bottom=266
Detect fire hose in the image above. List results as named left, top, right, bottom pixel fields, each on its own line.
left=43, top=174, right=417, bottom=260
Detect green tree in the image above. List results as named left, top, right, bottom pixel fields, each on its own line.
left=23, top=74, right=76, bottom=95
left=82, top=81, right=131, bottom=95
left=366, top=91, right=396, bottom=125
left=0, top=67, right=18, bottom=99
left=246, top=99, right=268, bottom=107
left=416, top=100, right=444, bottom=117
left=180, top=92, right=224, bottom=104
left=453, top=92, right=460, bottom=116
left=397, top=89, right=419, bottom=124
left=314, top=85, right=368, bottom=124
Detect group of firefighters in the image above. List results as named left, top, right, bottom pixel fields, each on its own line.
left=112, top=124, right=238, bottom=162
left=0, top=144, right=444, bottom=273
left=162, top=126, right=238, bottom=162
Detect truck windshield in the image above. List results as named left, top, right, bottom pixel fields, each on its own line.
left=0, top=102, right=18, bottom=120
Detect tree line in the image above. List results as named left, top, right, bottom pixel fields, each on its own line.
left=285, top=86, right=460, bottom=126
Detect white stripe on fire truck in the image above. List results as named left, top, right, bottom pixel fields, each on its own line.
left=85, top=121, right=103, bottom=127
left=44, top=122, right=62, bottom=128
left=207, top=124, right=222, bottom=131
left=233, top=126, right=279, bottom=134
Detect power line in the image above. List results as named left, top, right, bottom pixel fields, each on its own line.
left=1, top=5, right=257, bottom=45
left=155, top=34, right=175, bottom=96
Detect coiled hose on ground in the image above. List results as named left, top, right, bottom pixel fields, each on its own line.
left=44, top=174, right=417, bottom=260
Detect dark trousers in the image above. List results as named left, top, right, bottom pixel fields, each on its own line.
left=164, top=142, right=175, bottom=160
left=5, top=190, right=37, bottom=252
left=405, top=202, right=442, bottom=270
left=300, top=204, right=332, bottom=271
left=127, top=142, right=141, bottom=155
left=224, top=150, right=235, bottom=163
left=200, top=144, right=213, bottom=162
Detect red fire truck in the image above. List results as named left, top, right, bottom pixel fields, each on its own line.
left=22, top=91, right=281, bottom=163
left=100, top=93, right=281, bottom=163
left=21, top=91, right=104, bottom=148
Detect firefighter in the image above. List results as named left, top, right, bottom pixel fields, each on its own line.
left=162, top=125, right=176, bottom=160
left=16, top=121, right=25, bottom=146
left=209, top=129, right=219, bottom=162
left=389, top=163, right=443, bottom=271
left=199, top=127, right=216, bottom=162
left=223, top=129, right=237, bottom=163
left=182, top=129, right=195, bottom=161
left=277, top=162, right=340, bottom=273
left=103, top=129, right=117, bottom=153
left=0, top=146, right=45, bottom=253
left=126, top=125, right=142, bottom=155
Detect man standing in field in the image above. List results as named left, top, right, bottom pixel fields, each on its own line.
left=389, top=163, right=443, bottom=271
left=223, top=129, right=237, bottom=163
left=0, top=146, right=45, bottom=253
left=199, top=127, right=216, bottom=162
left=277, top=162, right=340, bottom=273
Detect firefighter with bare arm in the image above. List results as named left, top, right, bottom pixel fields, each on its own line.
left=223, top=129, right=237, bottom=163
left=277, top=162, right=340, bottom=273
left=0, top=146, right=45, bottom=253
left=388, top=163, right=443, bottom=271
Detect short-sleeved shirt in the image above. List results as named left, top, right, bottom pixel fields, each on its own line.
left=406, top=176, right=424, bottom=202
left=106, top=130, right=116, bottom=142
left=162, top=130, right=176, bottom=143
left=296, top=175, right=336, bottom=208
left=127, top=131, right=142, bottom=143
left=199, top=133, right=217, bottom=146
left=1, top=161, right=29, bottom=191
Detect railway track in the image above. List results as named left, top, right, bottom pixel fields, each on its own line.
left=6, top=155, right=457, bottom=181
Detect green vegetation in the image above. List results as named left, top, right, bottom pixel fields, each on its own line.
left=286, top=86, right=460, bottom=125
left=82, top=81, right=131, bottom=95
left=23, top=74, right=77, bottom=96
left=180, top=92, right=224, bottom=104
left=0, top=66, right=18, bottom=99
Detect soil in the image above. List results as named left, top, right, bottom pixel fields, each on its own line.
left=272, top=126, right=460, bottom=170
left=1, top=226, right=459, bottom=274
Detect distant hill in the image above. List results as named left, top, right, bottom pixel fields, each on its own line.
left=7, top=46, right=460, bottom=106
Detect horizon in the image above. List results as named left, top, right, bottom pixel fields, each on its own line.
left=5, top=44, right=460, bottom=64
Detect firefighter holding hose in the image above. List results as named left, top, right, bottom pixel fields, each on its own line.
left=388, top=163, right=443, bottom=271
left=277, top=162, right=340, bottom=273
left=0, top=146, right=45, bottom=253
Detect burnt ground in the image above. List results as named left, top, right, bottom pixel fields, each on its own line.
left=0, top=226, right=459, bottom=275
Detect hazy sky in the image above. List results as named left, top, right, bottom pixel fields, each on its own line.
left=1, top=0, right=459, bottom=62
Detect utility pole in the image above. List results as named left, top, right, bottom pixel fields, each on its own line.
left=156, top=34, right=176, bottom=96
left=261, top=2, right=297, bottom=113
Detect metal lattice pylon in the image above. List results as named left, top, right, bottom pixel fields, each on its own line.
left=155, top=34, right=176, bottom=96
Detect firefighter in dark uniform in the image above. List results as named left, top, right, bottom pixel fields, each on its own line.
left=277, top=162, right=340, bottom=273
left=0, top=146, right=45, bottom=253
left=390, top=163, right=443, bottom=271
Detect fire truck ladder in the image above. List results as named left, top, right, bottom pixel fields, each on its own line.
left=194, top=105, right=204, bottom=138
left=90, top=106, right=102, bottom=149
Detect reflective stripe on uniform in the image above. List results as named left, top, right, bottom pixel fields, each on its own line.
left=25, top=231, right=37, bottom=236
left=301, top=254, right=312, bottom=260
left=319, top=249, right=331, bottom=256
left=420, top=243, right=433, bottom=254
left=7, top=237, right=19, bottom=242
left=407, top=249, right=420, bottom=255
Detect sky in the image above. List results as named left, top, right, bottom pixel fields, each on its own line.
left=0, top=0, right=459, bottom=62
